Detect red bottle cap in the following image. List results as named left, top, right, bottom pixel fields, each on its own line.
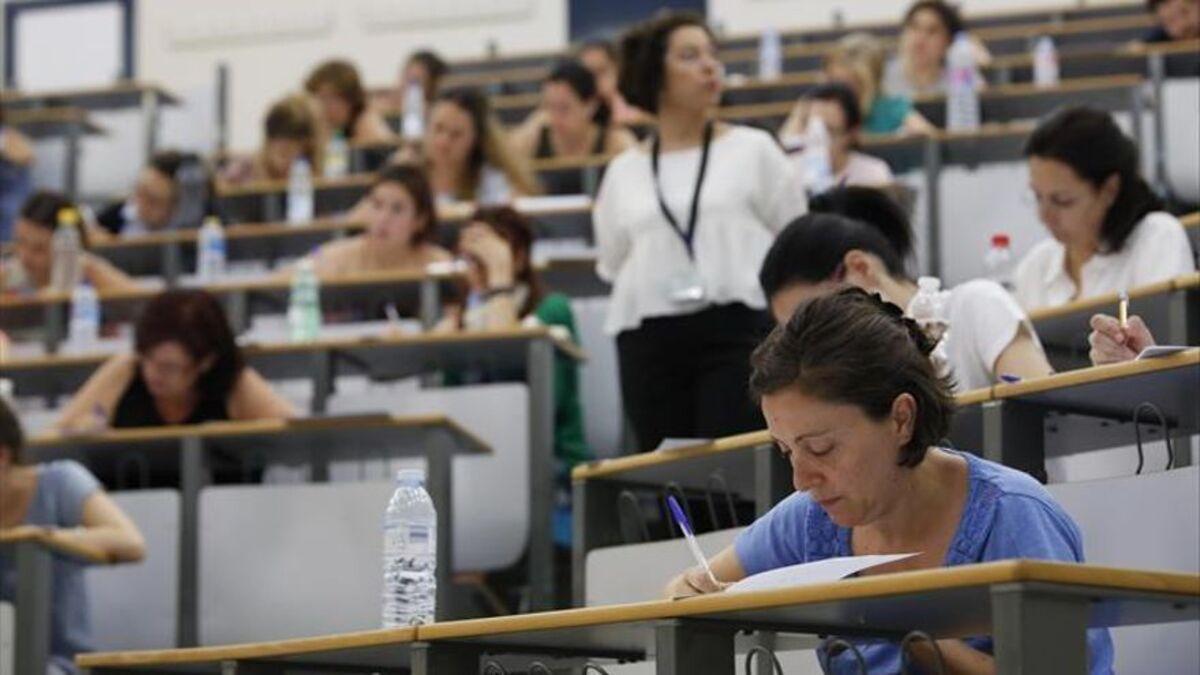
left=991, top=233, right=1011, bottom=248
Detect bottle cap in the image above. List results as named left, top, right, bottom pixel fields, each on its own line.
left=57, top=207, right=79, bottom=225
left=917, top=276, right=942, bottom=292
left=991, top=233, right=1011, bottom=248
left=395, top=468, right=425, bottom=487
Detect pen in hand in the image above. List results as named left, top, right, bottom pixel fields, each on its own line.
left=666, top=495, right=721, bottom=589
left=1118, top=290, right=1129, bottom=330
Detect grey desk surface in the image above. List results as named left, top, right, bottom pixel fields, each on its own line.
left=0, top=82, right=179, bottom=112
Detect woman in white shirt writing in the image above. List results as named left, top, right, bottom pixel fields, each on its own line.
left=593, top=12, right=807, bottom=452
left=1014, top=106, right=1195, bottom=311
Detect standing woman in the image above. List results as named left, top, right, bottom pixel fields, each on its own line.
left=304, top=59, right=395, bottom=144
left=1014, top=107, right=1195, bottom=311
left=593, top=12, right=807, bottom=452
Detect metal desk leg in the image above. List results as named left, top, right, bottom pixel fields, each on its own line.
left=222, top=290, right=249, bottom=336
left=572, top=477, right=624, bottom=606
left=991, top=583, right=1089, bottom=675
left=42, top=302, right=66, bottom=355
left=14, top=541, right=52, bottom=675
left=309, top=350, right=334, bottom=414
left=654, top=619, right=735, bottom=675
left=425, top=429, right=456, bottom=621
left=219, top=661, right=284, bottom=674
left=1148, top=52, right=1169, bottom=197
left=1165, top=289, right=1197, bottom=468
left=981, top=399, right=1047, bottom=482
left=163, top=241, right=184, bottom=285
left=418, top=279, right=440, bottom=330
left=754, top=444, right=791, bottom=517
left=178, top=436, right=211, bottom=647
left=64, top=120, right=81, bottom=202
left=922, top=136, right=943, bottom=278
left=1129, top=83, right=1146, bottom=159
left=411, top=642, right=481, bottom=674
left=141, top=90, right=161, bottom=161
left=526, top=337, right=556, bottom=610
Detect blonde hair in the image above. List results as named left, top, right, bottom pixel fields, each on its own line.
left=824, top=32, right=887, bottom=116
left=259, top=94, right=324, bottom=178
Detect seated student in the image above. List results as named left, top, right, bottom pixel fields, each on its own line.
left=1143, top=0, right=1200, bottom=42
left=883, top=0, right=989, bottom=99
left=780, top=32, right=933, bottom=138
left=1014, top=107, right=1195, bottom=311
left=0, top=108, right=35, bottom=242
left=510, top=60, right=636, bottom=194
left=0, top=191, right=138, bottom=296
left=781, top=83, right=895, bottom=188
left=95, top=150, right=211, bottom=239
left=664, top=288, right=1115, bottom=673
left=437, top=205, right=590, bottom=550
left=1088, top=312, right=1162, bottom=364
left=397, top=87, right=540, bottom=203
left=391, top=50, right=448, bottom=114
left=760, top=187, right=1053, bottom=392
left=221, top=94, right=322, bottom=185
left=0, top=396, right=146, bottom=674
left=56, top=289, right=295, bottom=433
left=578, top=39, right=649, bottom=127
left=294, top=164, right=451, bottom=276
left=304, top=59, right=395, bottom=144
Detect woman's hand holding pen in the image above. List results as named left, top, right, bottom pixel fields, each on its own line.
left=1088, top=313, right=1155, bottom=365
left=665, top=565, right=729, bottom=599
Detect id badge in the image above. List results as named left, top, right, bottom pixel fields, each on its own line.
left=664, top=268, right=706, bottom=305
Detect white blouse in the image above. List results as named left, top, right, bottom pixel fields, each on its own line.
left=931, top=279, right=1036, bottom=393
left=1013, top=212, right=1196, bottom=312
left=593, top=125, right=807, bottom=335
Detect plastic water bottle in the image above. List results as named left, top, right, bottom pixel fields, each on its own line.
left=1032, top=36, right=1060, bottom=88
left=287, top=158, right=314, bottom=225
left=50, top=208, right=83, bottom=292
left=758, top=27, right=783, bottom=81
left=945, top=33, right=980, bottom=131
left=324, top=131, right=349, bottom=179
left=287, top=258, right=321, bottom=342
left=68, top=281, right=100, bottom=350
left=802, top=115, right=834, bottom=196
left=984, top=233, right=1014, bottom=290
left=909, top=276, right=949, bottom=343
left=382, top=468, right=437, bottom=627
left=196, top=216, right=227, bottom=282
left=402, top=82, right=426, bottom=140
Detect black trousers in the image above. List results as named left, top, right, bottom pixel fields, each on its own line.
left=617, top=303, right=774, bottom=453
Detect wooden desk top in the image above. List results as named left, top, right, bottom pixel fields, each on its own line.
left=27, top=412, right=491, bottom=455
left=992, top=347, right=1198, bottom=399
left=3, top=106, right=105, bottom=135
left=1028, top=272, right=1198, bottom=323
left=90, top=218, right=363, bottom=249
left=1182, top=212, right=1200, bottom=229
left=0, top=527, right=110, bottom=564
left=0, top=81, right=179, bottom=107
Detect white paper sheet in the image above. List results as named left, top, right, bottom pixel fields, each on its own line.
left=1137, top=345, right=1191, bottom=360
left=725, top=553, right=920, bottom=594
left=655, top=438, right=713, bottom=452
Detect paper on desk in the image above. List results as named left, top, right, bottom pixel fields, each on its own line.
left=1137, top=345, right=1191, bottom=360
left=656, top=438, right=712, bottom=452
left=725, top=553, right=919, bottom=594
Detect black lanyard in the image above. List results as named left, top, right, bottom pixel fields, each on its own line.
left=651, top=120, right=714, bottom=260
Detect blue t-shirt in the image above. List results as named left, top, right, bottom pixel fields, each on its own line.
left=0, top=460, right=101, bottom=674
left=734, top=451, right=1114, bottom=674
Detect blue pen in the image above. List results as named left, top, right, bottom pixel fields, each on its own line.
left=999, top=374, right=1021, bottom=384
left=666, top=495, right=721, bottom=588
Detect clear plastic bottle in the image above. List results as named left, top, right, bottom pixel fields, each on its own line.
left=287, top=157, right=315, bottom=225
left=196, top=216, right=227, bottom=282
left=402, top=82, right=426, bottom=140
left=984, top=233, right=1014, bottom=290
left=382, top=468, right=437, bottom=628
left=50, top=208, right=83, bottom=292
left=1032, top=36, right=1060, bottom=88
left=909, top=276, right=949, bottom=343
left=802, top=115, right=834, bottom=196
left=324, top=130, right=349, bottom=179
left=68, top=280, right=100, bottom=350
left=945, top=33, right=980, bottom=131
left=758, top=27, right=783, bottom=81
left=287, top=258, right=321, bottom=342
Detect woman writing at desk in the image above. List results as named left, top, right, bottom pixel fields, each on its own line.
left=664, top=288, right=1114, bottom=674
left=56, top=289, right=295, bottom=433
left=1, top=397, right=146, bottom=674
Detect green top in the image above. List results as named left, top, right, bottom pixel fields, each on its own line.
left=864, top=95, right=913, bottom=135
left=533, top=293, right=592, bottom=471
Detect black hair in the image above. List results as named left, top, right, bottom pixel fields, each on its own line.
left=903, top=1, right=966, bottom=37
left=148, top=150, right=191, bottom=181
left=1024, top=106, right=1163, bottom=253
left=579, top=39, right=618, bottom=62
left=0, top=395, right=25, bottom=465
left=618, top=11, right=714, bottom=114
left=546, top=59, right=610, bottom=126
left=809, top=186, right=914, bottom=258
left=406, top=50, right=449, bottom=100
left=135, top=289, right=245, bottom=405
left=760, top=190, right=914, bottom=300
left=19, top=190, right=76, bottom=233
left=750, top=287, right=956, bottom=467
left=806, top=82, right=863, bottom=132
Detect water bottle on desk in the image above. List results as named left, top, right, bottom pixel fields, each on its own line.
left=909, top=276, right=951, bottom=376
left=1032, top=36, right=1060, bottom=88
left=68, top=281, right=100, bottom=350
left=984, top=233, right=1014, bottom=290
left=50, top=208, right=83, bottom=291
left=758, top=27, right=783, bottom=81
left=802, top=115, right=834, bottom=196
left=196, top=216, right=227, bottom=282
left=287, top=157, right=314, bottom=225
left=402, top=82, right=426, bottom=140
left=945, top=33, right=980, bottom=131
left=382, top=468, right=437, bottom=627
left=324, top=131, right=349, bottom=178
left=287, top=258, right=321, bottom=342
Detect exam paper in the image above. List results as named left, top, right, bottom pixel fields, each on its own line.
left=655, top=438, right=713, bottom=452
left=1137, top=346, right=1191, bottom=360
left=725, top=553, right=919, bottom=594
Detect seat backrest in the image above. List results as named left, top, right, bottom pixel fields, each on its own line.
left=86, top=489, right=179, bottom=650
left=585, top=528, right=744, bottom=607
